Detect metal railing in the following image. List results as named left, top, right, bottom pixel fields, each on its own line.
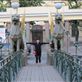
left=0, top=50, right=23, bottom=82
left=53, top=50, right=82, bottom=82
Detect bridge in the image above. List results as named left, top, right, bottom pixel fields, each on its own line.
left=0, top=42, right=82, bottom=82
left=0, top=6, right=82, bottom=22
left=0, top=5, right=82, bottom=82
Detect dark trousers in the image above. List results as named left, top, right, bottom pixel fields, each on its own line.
left=35, top=55, right=41, bottom=63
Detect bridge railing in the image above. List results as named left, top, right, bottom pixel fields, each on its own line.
left=0, top=50, right=23, bottom=82
left=53, top=50, right=82, bottom=82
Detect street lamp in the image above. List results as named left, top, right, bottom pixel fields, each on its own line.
left=11, top=2, right=19, bottom=14
left=55, top=3, right=62, bottom=9
left=54, top=3, right=64, bottom=50
left=55, top=3, right=62, bottom=13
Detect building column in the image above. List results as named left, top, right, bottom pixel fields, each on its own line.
left=25, top=22, right=30, bottom=42
left=44, top=22, right=50, bottom=42
left=44, top=22, right=50, bottom=52
left=43, top=26, right=45, bottom=42
left=64, top=21, right=71, bottom=52
left=22, top=22, right=30, bottom=66
left=5, top=23, right=11, bottom=43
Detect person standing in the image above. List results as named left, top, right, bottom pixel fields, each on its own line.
left=26, top=40, right=49, bottom=63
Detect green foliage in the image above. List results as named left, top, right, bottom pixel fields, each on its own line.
left=19, top=0, right=45, bottom=7
left=0, top=1, right=7, bottom=12
left=19, top=0, right=44, bottom=25
left=68, top=0, right=81, bottom=9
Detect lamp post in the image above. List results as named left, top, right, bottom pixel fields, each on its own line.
left=54, top=3, right=64, bottom=50
left=65, top=30, right=69, bottom=53
left=10, top=2, right=20, bottom=52
left=72, top=20, right=79, bottom=56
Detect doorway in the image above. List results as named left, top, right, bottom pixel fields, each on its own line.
left=31, top=25, right=43, bottom=42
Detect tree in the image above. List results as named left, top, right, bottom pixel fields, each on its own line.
left=0, top=1, right=6, bottom=11
left=0, top=0, right=44, bottom=12
left=19, top=0, right=44, bottom=7
left=19, top=0, right=44, bottom=25
left=68, top=0, right=81, bottom=8
left=0, top=0, right=10, bottom=12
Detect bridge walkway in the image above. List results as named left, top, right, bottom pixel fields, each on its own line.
left=13, top=49, right=65, bottom=82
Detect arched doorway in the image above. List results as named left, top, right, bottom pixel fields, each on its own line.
left=31, top=25, right=44, bottom=42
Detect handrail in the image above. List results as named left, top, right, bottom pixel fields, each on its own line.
left=53, top=50, right=82, bottom=82
left=0, top=50, right=23, bottom=82
left=0, top=52, right=17, bottom=67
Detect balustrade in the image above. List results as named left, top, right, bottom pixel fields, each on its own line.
left=0, top=50, right=23, bottom=82
left=53, top=50, right=82, bottom=82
